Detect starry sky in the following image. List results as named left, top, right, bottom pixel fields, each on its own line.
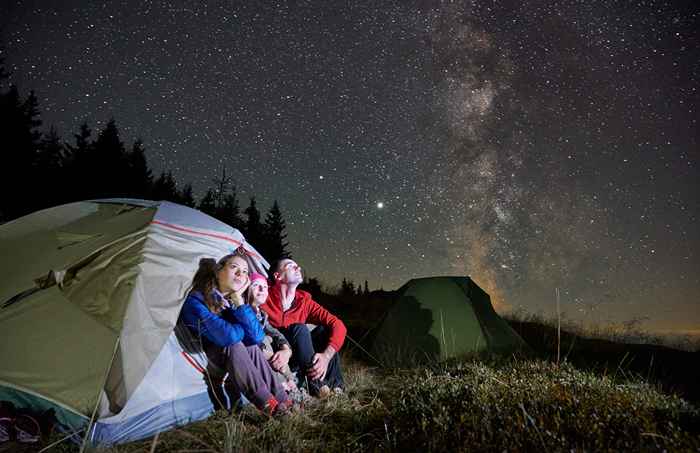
left=2, top=1, right=698, bottom=335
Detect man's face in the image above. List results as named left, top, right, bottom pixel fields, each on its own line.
left=275, top=259, right=303, bottom=284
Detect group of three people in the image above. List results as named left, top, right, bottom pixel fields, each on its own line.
left=178, top=250, right=346, bottom=416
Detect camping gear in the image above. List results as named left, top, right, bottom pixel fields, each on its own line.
left=371, top=276, right=526, bottom=365
left=0, top=199, right=268, bottom=445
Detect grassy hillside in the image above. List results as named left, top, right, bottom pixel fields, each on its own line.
left=40, top=354, right=699, bottom=452
left=14, top=292, right=700, bottom=452
left=508, top=318, right=700, bottom=405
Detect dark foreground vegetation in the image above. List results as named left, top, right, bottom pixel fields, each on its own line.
left=15, top=294, right=694, bottom=453
left=35, top=356, right=699, bottom=452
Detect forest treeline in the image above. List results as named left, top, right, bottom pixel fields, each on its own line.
left=0, top=63, right=291, bottom=263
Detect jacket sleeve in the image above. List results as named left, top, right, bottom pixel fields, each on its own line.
left=305, top=298, right=347, bottom=352
left=223, top=304, right=265, bottom=346
left=179, top=294, right=245, bottom=347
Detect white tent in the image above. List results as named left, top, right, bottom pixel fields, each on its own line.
left=0, top=199, right=268, bottom=445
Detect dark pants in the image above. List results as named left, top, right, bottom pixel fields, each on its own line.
left=204, top=342, right=288, bottom=411
left=280, top=324, right=344, bottom=395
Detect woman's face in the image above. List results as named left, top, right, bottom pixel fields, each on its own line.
left=249, top=280, right=269, bottom=306
left=217, top=255, right=249, bottom=294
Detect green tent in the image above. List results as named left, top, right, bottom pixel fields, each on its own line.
left=371, top=276, right=527, bottom=365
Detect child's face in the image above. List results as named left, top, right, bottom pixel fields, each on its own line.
left=250, top=281, right=269, bottom=305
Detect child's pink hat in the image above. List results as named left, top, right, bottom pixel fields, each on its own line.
left=250, top=272, right=268, bottom=286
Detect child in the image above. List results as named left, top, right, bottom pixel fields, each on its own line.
left=247, top=273, right=297, bottom=392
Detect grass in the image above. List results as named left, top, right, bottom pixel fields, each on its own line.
left=389, top=359, right=699, bottom=451
left=505, top=312, right=700, bottom=404
left=45, top=357, right=391, bottom=453
left=38, top=352, right=699, bottom=452
left=28, top=309, right=699, bottom=452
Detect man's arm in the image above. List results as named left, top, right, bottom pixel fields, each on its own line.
left=305, top=297, right=347, bottom=381
left=306, top=298, right=347, bottom=353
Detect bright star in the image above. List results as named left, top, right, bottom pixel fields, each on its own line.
left=377, top=202, right=384, bottom=209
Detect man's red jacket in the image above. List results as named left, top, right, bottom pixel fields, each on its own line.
left=262, top=284, right=347, bottom=352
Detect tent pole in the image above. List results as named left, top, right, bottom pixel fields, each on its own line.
left=80, top=336, right=121, bottom=453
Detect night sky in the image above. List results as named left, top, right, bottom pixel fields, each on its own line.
left=2, top=1, right=698, bottom=335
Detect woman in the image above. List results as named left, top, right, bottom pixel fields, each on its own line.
left=246, top=272, right=296, bottom=391
left=179, top=251, right=290, bottom=416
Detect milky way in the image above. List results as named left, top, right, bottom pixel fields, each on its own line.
left=2, top=0, right=698, bottom=334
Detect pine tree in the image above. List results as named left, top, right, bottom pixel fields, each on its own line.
left=244, top=196, right=265, bottom=248
left=207, top=167, right=242, bottom=228
left=126, top=139, right=152, bottom=199
left=264, top=200, right=291, bottom=261
left=22, top=90, right=42, bottom=144
left=219, top=187, right=243, bottom=229
left=93, top=119, right=130, bottom=197
left=0, top=85, right=43, bottom=220
left=36, top=126, right=65, bottom=208
left=364, top=280, right=369, bottom=296
left=63, top=122, right=93, bottom=202
left=212, top=168, right=231, bottom=212
left=198, top=189, right=217, bottom=216
left=152, top=171, right=179, bottom=202
left=340, top=278, right=356, bottom=297
left=0, top=56, right=9, bottom=81
left=179, top=183, right=196, bottom=207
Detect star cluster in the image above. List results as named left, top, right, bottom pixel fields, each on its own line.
left=1, top=0, right=698, bottom=334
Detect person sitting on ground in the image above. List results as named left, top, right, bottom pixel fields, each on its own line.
left=261, top=259, right=346, bottom=398
left=246, top=272, right=297, bottom=391
left=178, top=250, right=291, bottom=416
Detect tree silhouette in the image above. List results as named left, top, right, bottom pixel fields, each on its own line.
left=62, top=122, right=93, bottom=202
left=0, top=61, right=299, bottom=270
left=179, top=183, right=196, bottom=207
left=92, top=118, right=130, bottom=197
left=340, top=278, right=352, bottom=296
left=244, top=196, right=265, bottom=248
left=198, top=189, right=217, bottom=216
left=126, top=139, right=152, bottom=198
left=219, top=187, right=243, bottom=230
left=152, top=171, right=180, bottom=202
left=36, top=126, right=65, bottom=208
left=264, top=200, right=291, bottom=261
left=0, top=85, right=43, bottom=220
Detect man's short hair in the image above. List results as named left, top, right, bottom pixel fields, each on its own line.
left=272, top=258, right=293, bottom=274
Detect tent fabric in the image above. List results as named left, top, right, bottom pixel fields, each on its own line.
left=371, top=276, right=526, bottom=366
left=0, top=199, right=268, bottom=445
left=90, top=333, right=214, bottom=445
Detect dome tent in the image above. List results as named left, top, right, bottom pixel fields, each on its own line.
left=371, top=276, right=526, bottom=366
left=0, top=199, right=268, bottom=446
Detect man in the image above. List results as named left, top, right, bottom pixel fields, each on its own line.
left=260, top=258, right=346, bottom=397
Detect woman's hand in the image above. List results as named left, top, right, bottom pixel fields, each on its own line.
left=230, top=276, right=250, bottom=307
left=270, top=346, right=292, bottom=372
